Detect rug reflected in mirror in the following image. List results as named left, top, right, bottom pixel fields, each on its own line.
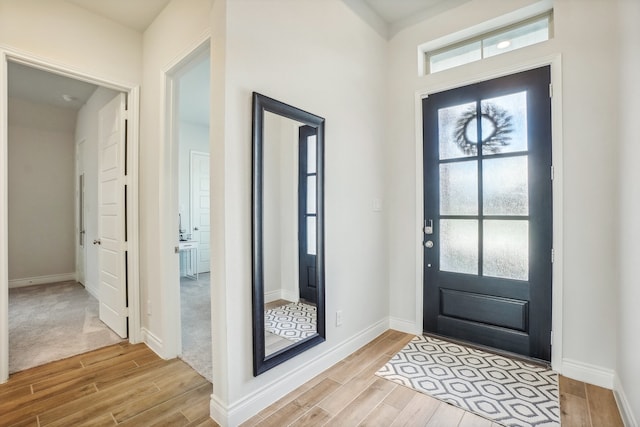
left=376, top=335, right=560, bottom=427
left=265, top=301, right=317, bottom=343
left=9, top=281, right=123, bottom=373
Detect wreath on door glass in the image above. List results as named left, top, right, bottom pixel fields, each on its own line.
left=453, top=103, right=514, bottom=155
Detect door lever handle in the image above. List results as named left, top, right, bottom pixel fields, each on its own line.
left=93, top=239, right=101, bottom=245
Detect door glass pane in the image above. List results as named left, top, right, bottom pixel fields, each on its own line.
left=483, top=220, right=528, bottom=280
left=481, top=91, right=528, bottom=155
left=440, top=161, right=478, bottom=215
left=306, top=216, right=316, bottom=255
left=307, top=135, right=317, bottom=173
left=440, top=219, right=478, bottom=275
left=483, top=156, right=529, bottom=215
left=307, top=176, right=316, bottom=214
left=438, top=101, right=477, bottom=159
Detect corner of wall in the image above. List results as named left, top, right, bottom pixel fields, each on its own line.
left=389, top=316, right=421, bottom=336
left=216, top=318, right=389, bottom=426
left=614, top=374, right=639, bottom=427
left=141, top=327, right=164, bottom=358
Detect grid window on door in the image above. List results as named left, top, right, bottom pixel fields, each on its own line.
left=304, top=135, right=317, bottom=256
left=438, top=90, right=529, bottom=281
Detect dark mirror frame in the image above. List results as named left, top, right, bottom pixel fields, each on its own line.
left=252, top=92, right=326, bottom=376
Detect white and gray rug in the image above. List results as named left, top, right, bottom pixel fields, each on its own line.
left=9, top=281, right=123, bottom=373
left=180, top=274, right=212, bottom=382
left=376, top=335, right=560, bottom=427
left=264, top=302, right=317, bottom=343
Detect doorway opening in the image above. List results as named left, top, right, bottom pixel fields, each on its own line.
left=169, top=47, right=212, bottom=381
left=422, top=66, right=553, bottom=362
left=1, top=54, right=140, bottom=382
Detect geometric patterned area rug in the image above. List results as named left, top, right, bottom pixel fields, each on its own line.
left=376, top=335, right=560, bottom=427
left=264, top=302, right=317, bottom=343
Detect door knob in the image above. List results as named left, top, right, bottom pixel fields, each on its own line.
left=93, top=239, right=101, bottom=245
left=424, top=240, right=434, bottom=248
left=193, top=227, right=199, bottom=231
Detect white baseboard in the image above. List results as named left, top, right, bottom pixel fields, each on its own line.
left=614, top=374, right=638, bottom=427
left=9, top=273, right=76, bottom=288
left=562, top=358, right=614, bottom=389
left=209, top=394, right=230, bottom=427
left=211, top=318, right=390, bottom=427
left=264, top=290, right=280, bottom=303
left=281, top=290, right=299, bottom=303
left=141, top=327, right=164, bottom=358
left=389, top=316, right=421, bottom=335
left=83, top=281, right=99, bottom=300
left=264, top=290, right=298, bottom=304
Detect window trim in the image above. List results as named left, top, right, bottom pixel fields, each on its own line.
left=418, top=5, right=554, bottom=76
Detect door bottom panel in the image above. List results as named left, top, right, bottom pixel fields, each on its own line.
left=437, top=316, right=530, bottom=356
left=440, top=288, right=528, bottom=332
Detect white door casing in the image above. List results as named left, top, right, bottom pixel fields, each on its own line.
left=191, top=151, right=210, bottom=274
left=98, top=93, right=128, bottom=338
left=1, top=49, right=141, bottom=384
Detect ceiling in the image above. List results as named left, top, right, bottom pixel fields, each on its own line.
left=8, top=57, right=210, bottom=126
left=63, top=0, right=466, bottom=37
left=7, top=0, right=461, bottom=116
left=65, top=0, right=171, bottom=33
left=350, top=0, right=472, bottom=38
left=8, top=62, right=98, bottom=111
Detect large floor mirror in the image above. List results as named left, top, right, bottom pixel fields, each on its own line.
left=251, top=92, right=325, bottom=375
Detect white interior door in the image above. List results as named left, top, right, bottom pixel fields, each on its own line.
left=191, top=151, right=210, bottom=274
left=98, top=93, right=128, bottom=338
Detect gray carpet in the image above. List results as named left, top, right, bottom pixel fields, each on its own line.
left=9, top=281, right=123, bottom=373
left=180, top=273, right=212, bottom=382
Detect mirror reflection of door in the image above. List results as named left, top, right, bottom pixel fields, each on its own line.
left=298, top=126, right=317, bottom=304
left=263, top=112, right=318, bottom=357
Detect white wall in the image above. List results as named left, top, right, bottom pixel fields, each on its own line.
left=7, top=98, right=76, bottom=282
left=139, top=0, right=212, bottom=354
left=386, top=0, right=620, bottom=384
left=0, top=0, right=142, bottom=86
left=263, top=112, right=300, bottom=302
left=75, top=87, right=120, bottom=296
left=616, top=0, right=640, bottom=423
left=178, top=121, right=209, bottom=235
left=210, top=0, right=388, bottom=423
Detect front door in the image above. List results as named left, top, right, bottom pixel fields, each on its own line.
left=298, top=126, right=317, bottom=304
left=423, top=66, right=552, bottom=361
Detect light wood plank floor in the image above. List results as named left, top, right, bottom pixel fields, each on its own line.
left=241, top=330, right=624, bottom=427
left=0, top=341, right=217, bottom=427
left=0, top=331, right=624, bottom=426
